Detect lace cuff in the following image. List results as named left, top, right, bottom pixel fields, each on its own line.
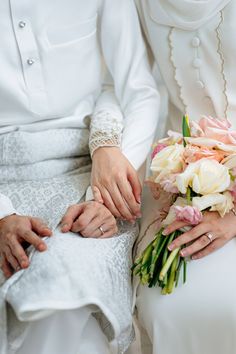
left=89, top=111, right=123, bottom=156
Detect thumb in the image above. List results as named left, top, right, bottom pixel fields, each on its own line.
left=60, top=204, right=84, bottom=233
left=30, top=218, right=52, bottom=237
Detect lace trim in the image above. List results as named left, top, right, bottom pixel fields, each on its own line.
left=216, top=10, right=229, bottom=119
left=168, top=27, right=188, bottom=114
left=89, top=111, right=123, bottom=156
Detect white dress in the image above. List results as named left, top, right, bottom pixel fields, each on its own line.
left=0, top=1, right=159, bottom=353
left=134, top=1, right=236, bottom=353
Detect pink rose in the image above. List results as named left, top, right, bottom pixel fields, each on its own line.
left=151, top=143, right=167, bottom=160
left=173, top=206, right=203, bottom=225
left=191, top=116, right=236, bottom=145
left=159, top=174, right=179, bottom=194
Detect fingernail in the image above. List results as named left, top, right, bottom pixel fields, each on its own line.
left=168, top=244, right=174, bottom=251
left=192, top=255, right=197, bottom=260
left=16, top=266, right=21, bottom=271
left=60, top=224, right=68, bottom=232
left=162, top=229, right=168, bottom=236
left=21, top=261, right=29, bottom=268
left=180, top=250, right=186, bottom=257
left=38, top=243, right=47, bottom=252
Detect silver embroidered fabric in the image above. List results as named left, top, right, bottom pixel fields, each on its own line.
left=0, top=129, right=137, bottom=354
left=89, top=111, right=123, bottom=156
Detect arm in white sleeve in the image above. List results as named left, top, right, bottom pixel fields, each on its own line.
left=90, top=0, right=159, bottom=170
left=0, top=193, right=17, bottom=220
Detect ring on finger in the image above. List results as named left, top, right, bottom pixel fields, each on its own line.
left=99, top=226, right=105, bottom=235
left=205, top=232, right=214, bottom=243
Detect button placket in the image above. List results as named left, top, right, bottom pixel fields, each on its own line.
left=9, top=0, right=49, bottom=115
left=191, top=33, right=205, bottom=90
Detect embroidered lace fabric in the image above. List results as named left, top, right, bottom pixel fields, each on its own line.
left=89, top=111, right=123, bottom=156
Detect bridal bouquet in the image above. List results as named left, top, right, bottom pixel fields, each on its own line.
left=132, top=115, right=236, bottom=294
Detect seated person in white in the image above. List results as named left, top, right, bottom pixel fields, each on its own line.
left=132, top=1, right=236, bottom=354
left=0, top=1, right=159, bottom=353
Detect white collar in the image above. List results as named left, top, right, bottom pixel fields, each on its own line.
left=146, top=0, right=232, bottom=30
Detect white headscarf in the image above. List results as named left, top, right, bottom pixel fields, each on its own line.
left=146, top=0, right=232, bottom=30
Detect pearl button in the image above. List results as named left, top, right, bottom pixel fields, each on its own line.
left=196, top=80, right=205, bottom=89
left=192, top=58, right=202, bottom=68
left=27, top=58, right=35, bottom=65
left=192, top=37, right=201, bottom=47
left=19, top=21, right=26, bottom=28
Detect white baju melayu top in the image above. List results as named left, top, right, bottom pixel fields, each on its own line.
left=134, top=2, right=236, bottom=354
left=0, top=0, right=159, bottom=220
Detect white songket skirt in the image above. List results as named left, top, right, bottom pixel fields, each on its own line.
left=0, top=129, right=137, bottom=354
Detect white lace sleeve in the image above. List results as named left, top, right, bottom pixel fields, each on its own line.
left=89, top=111, right=123, bottom=157
left=89, top=79, right=124, bottom=156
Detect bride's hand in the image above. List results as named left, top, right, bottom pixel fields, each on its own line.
left=91, top=147, right=142, bottom=222
left=163, top=210, right=236, bottom=260
left=60, top=201, right=118, bottom=238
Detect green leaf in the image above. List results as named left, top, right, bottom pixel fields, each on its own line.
left=182, top=115, right=191, bottom=147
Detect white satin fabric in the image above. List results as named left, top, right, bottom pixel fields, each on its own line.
left=134, top=1, right=236, bottom=354
left=9, top=307, right=110, bottom=354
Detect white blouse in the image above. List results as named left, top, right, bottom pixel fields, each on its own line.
left=0, top=0, right=159, bottom=218
left=136, top=0, right=236, bottom=132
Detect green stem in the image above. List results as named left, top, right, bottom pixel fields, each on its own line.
left=183, top=258, right=187, bottom=283
left=159, top=248, right=180, bottom=281
left=150, top=235, right=169, bottom=277
left=186, top=187, right=191, bottom=204
left=167, top=253, right=179, bottom=294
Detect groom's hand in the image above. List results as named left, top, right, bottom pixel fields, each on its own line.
left=91, top=147, right=142, bottom=222
left=0, top=215, right=52, bottom=278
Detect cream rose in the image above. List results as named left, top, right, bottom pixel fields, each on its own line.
left=151, top=144, right=184, bottom=183
left=176, top=158, right=231, bottom=195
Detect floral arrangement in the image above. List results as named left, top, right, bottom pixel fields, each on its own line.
left=132, top=115, right=236, bottom=294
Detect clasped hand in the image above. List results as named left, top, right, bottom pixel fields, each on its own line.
left=0, top=201, right=117, bottom=278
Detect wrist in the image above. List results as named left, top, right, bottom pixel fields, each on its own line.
left=92, top=146, right=121, bottom=159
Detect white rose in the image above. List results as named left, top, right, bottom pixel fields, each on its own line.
left=151, top=144, right=184, bottom=183
left=192, top=191, right=234, bottom=217
left=210, top=191, right=234, bottom=217
left=176, top=158, right=230, bottom=195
